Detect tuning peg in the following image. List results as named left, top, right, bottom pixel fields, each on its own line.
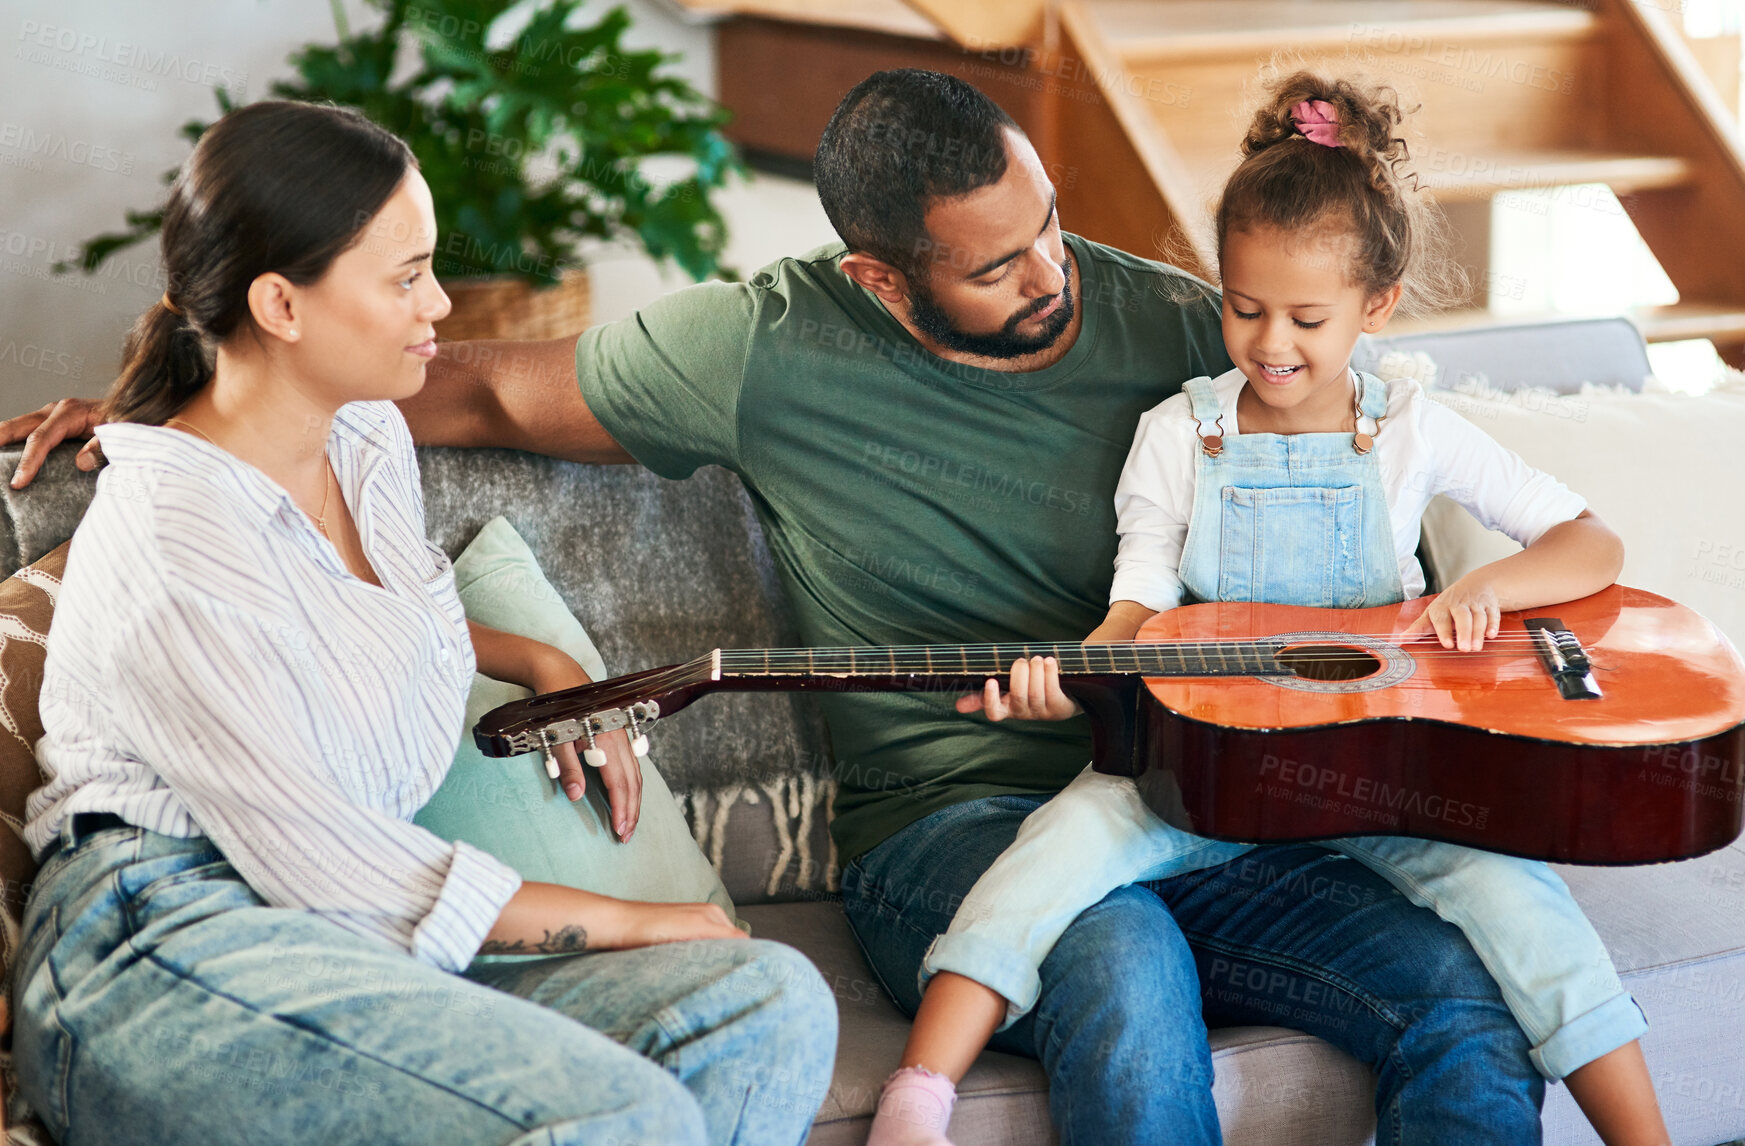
left=538, top=729, right=561, bottom=779
left=582, top=722, right=608, bottom=767
left=627, top=709, right=650, bottom=759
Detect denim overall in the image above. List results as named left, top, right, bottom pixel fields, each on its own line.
left=924, top=368, right=1644, bottom=1079
left=1177, top=370, right=1400, bottom=608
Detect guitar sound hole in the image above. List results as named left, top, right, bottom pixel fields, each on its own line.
left=1277, top=644, right=1383, bottom=682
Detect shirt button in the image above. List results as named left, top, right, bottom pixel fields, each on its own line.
left=439, top=647, right=451, bottom=661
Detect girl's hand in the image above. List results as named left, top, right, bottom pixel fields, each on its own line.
left=612, top=900, right=745, bottom=948
left=955, top=656, right=1082, bottom=721
left=529, top=652, right=643, bottom=843
left=1404, top=578, right=1503, bottom=651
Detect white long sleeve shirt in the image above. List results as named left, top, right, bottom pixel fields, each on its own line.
left=1109, top=368, right=1589, bottom=612
left=26, top=401, right=521, bottom=974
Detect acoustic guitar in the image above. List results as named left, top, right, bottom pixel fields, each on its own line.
left=474, top=585, right=1745, bottom=864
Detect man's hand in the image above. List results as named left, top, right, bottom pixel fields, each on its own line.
left=1402, top=578, right=1503, bottom=651
left=955, top=655, right=1082, bottom=721
left=528, top=654, right=643, bottom=843
left=3, top=398, right=104, bottom=488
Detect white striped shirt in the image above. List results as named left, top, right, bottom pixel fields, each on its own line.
left=26, top=401, right=522, bottom=974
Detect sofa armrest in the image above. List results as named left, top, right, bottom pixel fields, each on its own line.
left=0, top=444, right=99, bottom=579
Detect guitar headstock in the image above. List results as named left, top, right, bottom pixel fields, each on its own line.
left=472, top=660, right=709, bottom=758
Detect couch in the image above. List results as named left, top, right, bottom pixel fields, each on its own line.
left=1, top=316, right=1742, bottom=1145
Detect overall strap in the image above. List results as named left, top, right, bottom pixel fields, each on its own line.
left=1357, top=372, right=1390, bottom=422
left=1352, top=371, right=1388, bottom=455
left=1184, top=376, right=1226, bottom=457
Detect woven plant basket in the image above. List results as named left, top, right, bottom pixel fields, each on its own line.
left=433, top=267, right=591, bottom=343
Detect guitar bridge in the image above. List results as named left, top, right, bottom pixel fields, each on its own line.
left=501, top=700, right=662, bottom=755
left=1524, top=619, right=1602, bottom=701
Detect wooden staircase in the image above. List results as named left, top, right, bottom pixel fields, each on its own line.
left=684, top=0, right=1745, bottom=364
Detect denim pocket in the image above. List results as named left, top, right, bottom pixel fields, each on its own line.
left=1217, top=484, right=1367, bottom=608
left=118, top=851, right=247, bottom=934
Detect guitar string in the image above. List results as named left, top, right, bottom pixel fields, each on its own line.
left=502, top=644, right=1569, bottom=732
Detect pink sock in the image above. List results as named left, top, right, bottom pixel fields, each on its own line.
left=865, top=1065, right=958, bottom=1146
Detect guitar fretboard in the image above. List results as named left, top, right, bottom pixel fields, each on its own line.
left=713, top=642, right=1289, bottom=680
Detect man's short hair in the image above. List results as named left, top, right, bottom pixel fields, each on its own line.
left=814, top=69, right=1019, bottom=276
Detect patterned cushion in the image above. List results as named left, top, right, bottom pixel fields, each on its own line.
left=0, top=541, right=66, bottom=1143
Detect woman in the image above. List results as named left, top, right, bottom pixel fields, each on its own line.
left=14, top=100, right=835, bottom=1146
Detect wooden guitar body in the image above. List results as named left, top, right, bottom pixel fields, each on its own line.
left=1128, top=587, right=1745, bottom=863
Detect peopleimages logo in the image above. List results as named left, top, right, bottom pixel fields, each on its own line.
left=15, top=21, right=248, bottom=93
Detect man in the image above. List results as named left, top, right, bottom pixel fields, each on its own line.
left=6, top=70, right=1544, bottom=1143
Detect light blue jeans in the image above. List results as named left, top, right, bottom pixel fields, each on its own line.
left=923, top=764, right=1646, bottom=1079
left=13, top=817, right=836, bottom=1145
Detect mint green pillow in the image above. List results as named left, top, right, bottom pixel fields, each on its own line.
left=414, top=516, right=738, bottom=946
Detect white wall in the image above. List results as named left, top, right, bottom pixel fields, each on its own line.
left=0, top=0, right=835, bottom=414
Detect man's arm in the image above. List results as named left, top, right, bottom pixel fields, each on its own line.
left=401, top=334, right=635, bottom=463
left=2, top=333, right=634, bottom=487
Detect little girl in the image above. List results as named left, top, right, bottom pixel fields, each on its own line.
left=867, top=73, right=1669, bottom=1146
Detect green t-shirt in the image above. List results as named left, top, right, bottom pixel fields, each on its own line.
left=577, top=233, right=1230, bottom=865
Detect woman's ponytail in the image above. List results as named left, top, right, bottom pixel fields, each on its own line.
left=97, top=100, right=414, bottom=426
left=103, top=298, right=214, bottom=425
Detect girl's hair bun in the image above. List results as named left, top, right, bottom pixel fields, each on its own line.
left=1216, top=68, right=1466, bottom=316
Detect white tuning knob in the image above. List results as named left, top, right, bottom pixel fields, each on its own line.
left=583, top=746, right=608, bottom=768
left=630, top=734, right=650, bottom=758
left=542, top=746, right=561, bottom=780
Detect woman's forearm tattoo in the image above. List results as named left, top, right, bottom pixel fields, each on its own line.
left=479, top=924, right=590, bottom=955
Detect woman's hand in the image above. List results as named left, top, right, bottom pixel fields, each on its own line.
left=1403, top=577, right=1502, bottom=651
left=484, top=883, right=743, bottom=956
left=2, top=397, right=105, bottom=489
left=612, top=900, right=745, bottom=948
left=528, top=652, right=643, bottom=843
left=955, top=656, right=1082, bottom=722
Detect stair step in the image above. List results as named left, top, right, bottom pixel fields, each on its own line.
left=1184, top=150, right=1694, bottom=203
left=1416, top=150, right=1696, bottom=200
left=660, top=0, right=942, bottom=38
left=1390, top=303, right=1745, bottom=347
left=1633, top=302, right=1745, bottom=345
left=1089, top=0, right=1599, bottom=63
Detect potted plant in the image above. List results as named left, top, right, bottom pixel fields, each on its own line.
left=57, top=0, right=741, bottom=341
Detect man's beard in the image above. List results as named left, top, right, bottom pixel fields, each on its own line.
left=907, top=253, right=1076, bottom=360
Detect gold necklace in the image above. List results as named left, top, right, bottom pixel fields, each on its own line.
left=166, top=416, right=333, bottom=538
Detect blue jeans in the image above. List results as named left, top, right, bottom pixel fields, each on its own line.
left=843, top=795, right=1545, bottom=1146
left=924, top=764, right=1643, bottom=1079
left=14, top=817, right=836, bottom=1146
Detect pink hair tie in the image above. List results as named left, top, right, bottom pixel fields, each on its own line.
left=1290, top=99, right=1342, bottom=148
